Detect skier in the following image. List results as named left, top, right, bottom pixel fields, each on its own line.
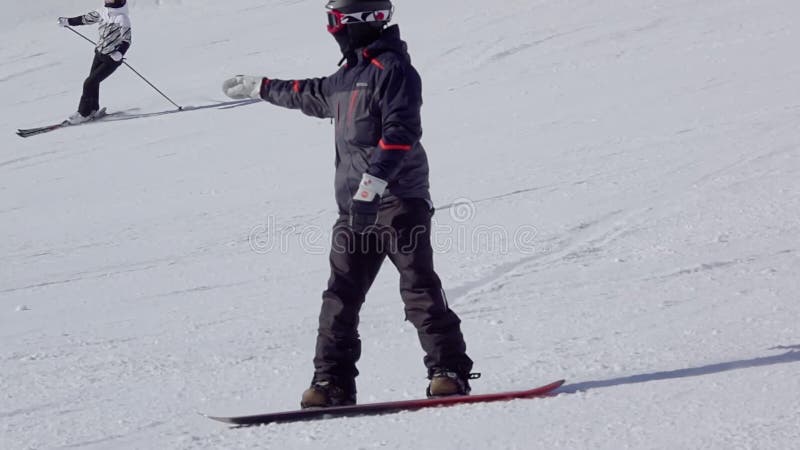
left=57, top=0, right=132, bottom=125
left=222, top=0, right=475, bottom=407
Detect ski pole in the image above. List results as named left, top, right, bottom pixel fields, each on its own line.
left=119, top=62, right=183, bottom=111
left=65, top=26, right=184, bottom=111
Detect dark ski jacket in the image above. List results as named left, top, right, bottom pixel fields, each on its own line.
left=259, top=25, right=430, bottom=213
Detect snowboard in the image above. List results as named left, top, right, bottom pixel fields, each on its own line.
left=206, top=379, right=565, bottom=426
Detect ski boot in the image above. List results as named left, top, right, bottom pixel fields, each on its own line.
left=66, top=109, right=102, bottom=125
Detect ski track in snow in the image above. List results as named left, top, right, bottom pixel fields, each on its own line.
left=2, top=0, right=800, bottom=449
left=0, top=61, right=61, bottom=83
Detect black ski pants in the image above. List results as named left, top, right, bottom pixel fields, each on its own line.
left=78, top=52, right=122, bottom=116
left=313, top=197, right=473, bottom=393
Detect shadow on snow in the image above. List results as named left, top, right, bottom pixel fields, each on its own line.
left=104, top=99, right=260, bottom=122
left=560, top=348, right=800, bottom=394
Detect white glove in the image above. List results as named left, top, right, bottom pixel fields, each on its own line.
left=222, top=75, right=263, bottom=100
left=349, top=173, right=388, bottom=232
left=110, top=51, right=123, bottom=62
left=57, top=17, right=69, bottom=27
left=353, top=173, right=388, bottom=202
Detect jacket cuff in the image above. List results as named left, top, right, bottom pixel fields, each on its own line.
left=259, top=78, right=271, bottom=99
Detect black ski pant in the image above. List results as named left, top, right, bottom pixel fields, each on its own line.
left=313, top=197, right=473, bottom=393
left=78, top=52, right=122, bottom=117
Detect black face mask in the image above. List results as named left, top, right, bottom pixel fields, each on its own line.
left=332, top=23, right=383, bottom=59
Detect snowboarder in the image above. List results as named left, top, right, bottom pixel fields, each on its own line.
left=57, top=0, right=132, bottom=124
left=222, top=0, right=475, bottom=407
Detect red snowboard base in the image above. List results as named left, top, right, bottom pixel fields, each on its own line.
left=207, top=379, right=565, bottom=426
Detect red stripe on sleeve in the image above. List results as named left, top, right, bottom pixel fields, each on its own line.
left=379, top=139, right=412, bottom=151
left=293, top=80, right=300, bottom=93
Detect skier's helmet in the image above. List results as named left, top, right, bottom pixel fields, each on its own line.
left=105, top=0, right=127, bottom=8
left=325, top=0, right=393, bottom=34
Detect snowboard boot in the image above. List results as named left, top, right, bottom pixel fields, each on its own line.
left=426, top=369, right=480, bottom=397
left=300, top=379, right=356, bottom=408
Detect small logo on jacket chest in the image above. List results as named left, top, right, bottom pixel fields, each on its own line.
left=356, top=82, right=369, bottom=88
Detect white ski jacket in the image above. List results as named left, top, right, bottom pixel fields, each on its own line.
left=67, top=5, right=132, bottom=56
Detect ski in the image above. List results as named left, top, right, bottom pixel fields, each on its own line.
left=15, top=100, right=258, bottom=138
left=16, top=108, right=115, bottom=138
left=206, top=379, right=565, bottom=426
left=16, top=123, right=65, bottom=138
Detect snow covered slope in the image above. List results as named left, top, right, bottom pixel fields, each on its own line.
left=1, top=0, right=799, bottom=448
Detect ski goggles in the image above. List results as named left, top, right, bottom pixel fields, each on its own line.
left=326, top=9, right=393, bottom=34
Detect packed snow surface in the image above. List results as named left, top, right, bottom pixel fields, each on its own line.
left=1, top=0, right=798, bottom=449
